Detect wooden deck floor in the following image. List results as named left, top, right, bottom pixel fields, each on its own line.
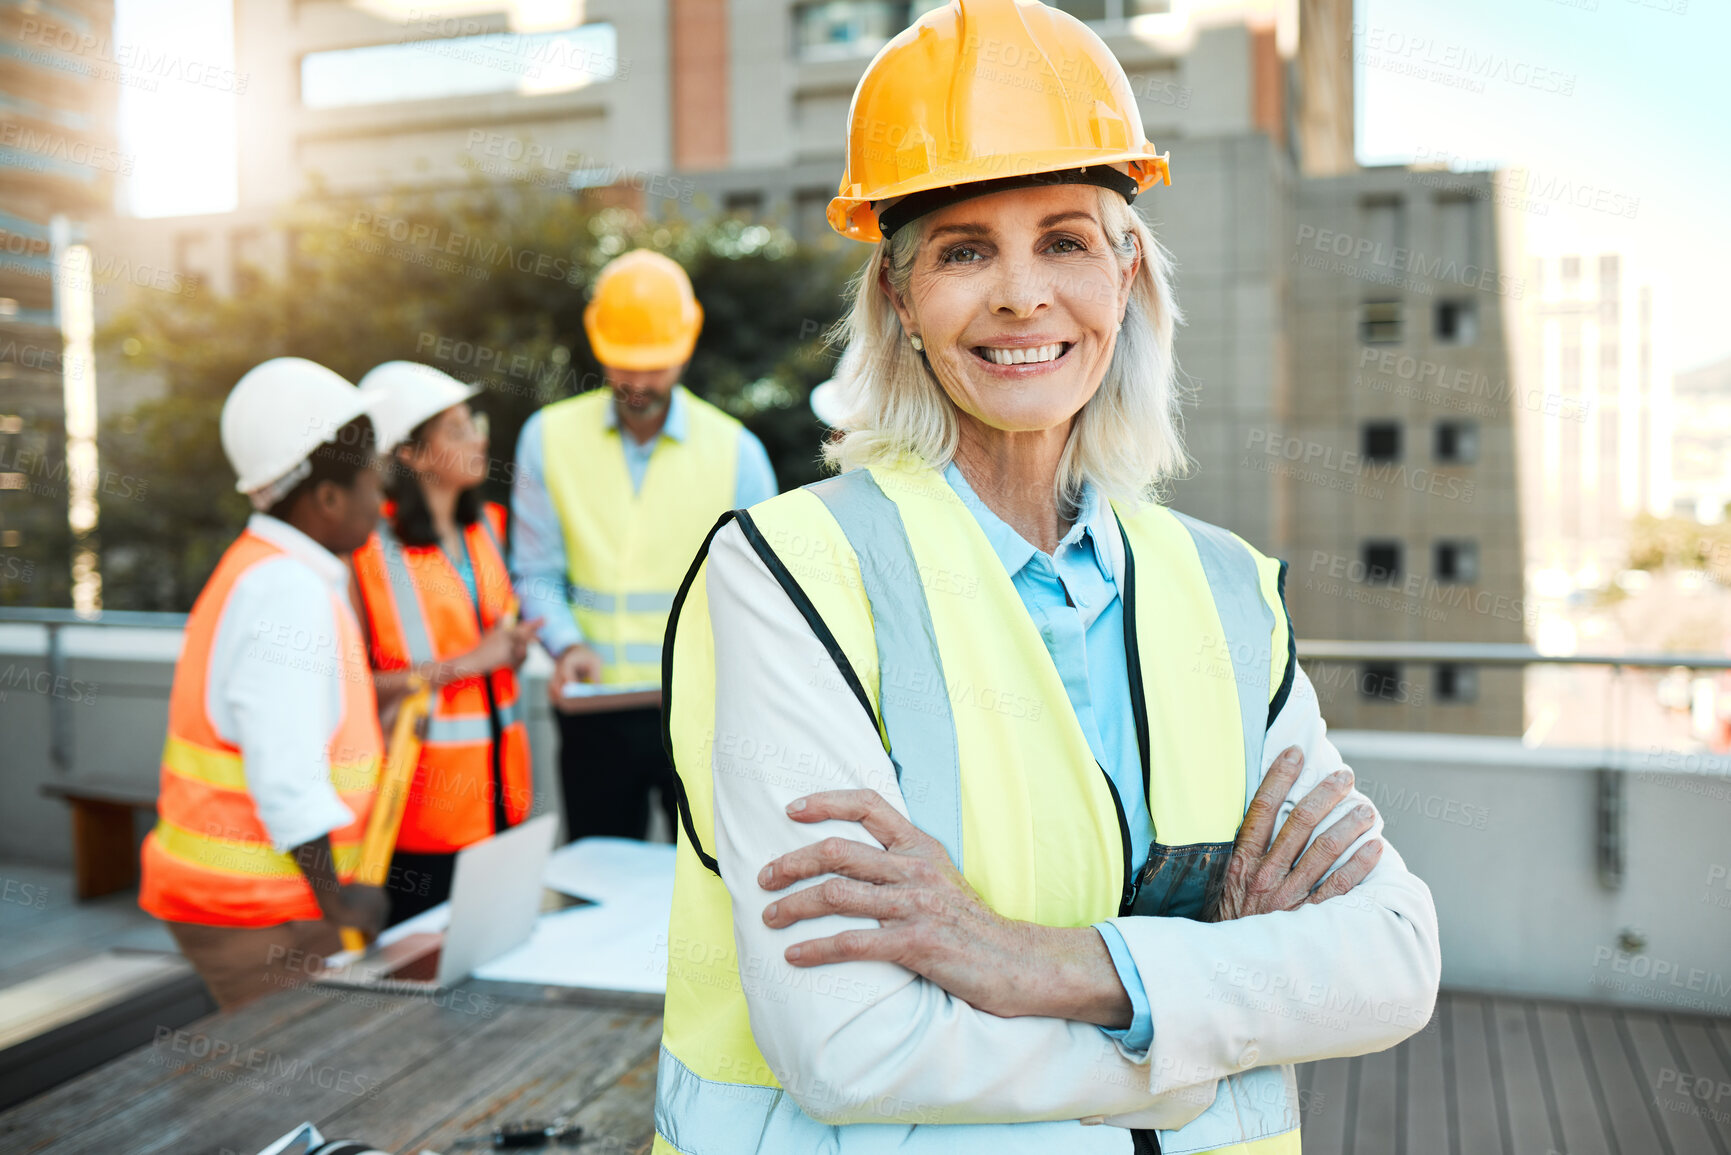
left=1300, top=991, right=1731, bottom=1155
left=3, top=862, right=1728, bottom=1154
left=0, top=861, right=174, bottom=989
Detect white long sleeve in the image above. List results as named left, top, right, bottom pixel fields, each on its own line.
left=1100, top=666, right=1441, bottom=1121
left=205, top=516, right=361, bottom=852
left=706, top=520, right=1440, bottom=1131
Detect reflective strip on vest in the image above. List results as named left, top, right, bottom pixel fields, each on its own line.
left=161, top=734, right=379, bottom=795
left=541, top=389, right=743, bottom=685
left=424, top=697, right=525, bottom=744
left=655, top=1046, right=783, bottom=1155
left=587, top=641, right=664, bottom=668
left=567, top=585, right=678, bottom=615
left=150, top=818, right=363, bottom=878
left=808, top=470, right=964, bottom=869
left=1171, top=512, right=1274, bottom=804
left=376, top=521, right=437, bottom=666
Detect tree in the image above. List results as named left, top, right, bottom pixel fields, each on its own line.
left=1627, top=513, right=1731, bottom=589
left=96, top=187, right=855, bottom=611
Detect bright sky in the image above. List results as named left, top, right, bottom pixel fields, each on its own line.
left=1355, top=0, right=1731, bottom=373
left=114, top=0, right=236, bottom=218
left=115, top=0, right=1728, bottom=369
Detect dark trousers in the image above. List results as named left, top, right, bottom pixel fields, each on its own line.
left=383, top=849, right=459, bottom=927
left=556, top=705, right=677, bottom=842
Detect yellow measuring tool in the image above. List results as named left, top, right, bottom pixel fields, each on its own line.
left=342, top=680, right=433, bottom=954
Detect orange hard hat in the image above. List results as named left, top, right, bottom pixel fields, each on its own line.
left=583, top=249, right=704, bottom=370
left=827, top=0, right=1171, bottom=243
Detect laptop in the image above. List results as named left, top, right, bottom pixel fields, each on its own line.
left=321, top=812, right=558, bottom=991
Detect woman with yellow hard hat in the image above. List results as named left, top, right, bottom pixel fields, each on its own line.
left=652, top=2, right=1440, bottom=1152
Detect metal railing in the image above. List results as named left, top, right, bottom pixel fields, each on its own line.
left=1297, top=639, right=1731, bottom=672
left=0, top=608, right=186, bottom=775
left=8, top=611, right=1728, bottom=886
left=0, top=607, right=187, bottom=629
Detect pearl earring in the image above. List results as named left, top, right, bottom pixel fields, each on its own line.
left=909, top=334, right=924, bottom=352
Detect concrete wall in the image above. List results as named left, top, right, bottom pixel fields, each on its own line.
left=0, top=624, right=564, bottom=869
left=4, top=628, right=1728, bottom=1012
left=1336, top=730, right=1731, bottom=1016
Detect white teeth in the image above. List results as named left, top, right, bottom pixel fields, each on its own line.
left=980, top=343, right=1066, bottom=365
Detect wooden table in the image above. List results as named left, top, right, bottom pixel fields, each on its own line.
left=0, top=978, right=663, bottom=1155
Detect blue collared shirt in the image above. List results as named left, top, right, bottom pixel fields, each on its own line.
left=511, top=386, right=779, bottom=657
left=944, top=463, right=1155, bottom=1054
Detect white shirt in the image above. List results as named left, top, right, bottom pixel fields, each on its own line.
left=704, top=519, right=1442, bottom=1130
left=203, top=514, right=364, bottom=852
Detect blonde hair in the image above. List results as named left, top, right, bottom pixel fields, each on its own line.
left=821, top=187, right=1188, bottom=509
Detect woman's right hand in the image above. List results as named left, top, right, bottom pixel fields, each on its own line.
left=454, top=617, right=543, bottom=679
left=1208, top=745, right=1383, bottom=922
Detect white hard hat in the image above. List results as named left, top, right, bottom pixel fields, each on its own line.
left=356, top=361, right=482, bottom=452
left=809, top=376, right=864, bottom=429
left=220, top=357, right=380, bottom=508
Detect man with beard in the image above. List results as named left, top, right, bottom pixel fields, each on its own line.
left=511, top=249, right=777, bottom=841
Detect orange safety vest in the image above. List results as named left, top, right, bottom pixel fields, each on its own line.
left=350, top=501, right=531, bottom=853
left=140, top=531, right=382, bottom=927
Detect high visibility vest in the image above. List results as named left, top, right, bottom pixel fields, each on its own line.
left=351, top=501, right=532, bottom=853
left=140, top=532, right=382, bottom=927
left=654, top=460, right=1301, bottom=1155
left=540, top=389, right=742, bottom=684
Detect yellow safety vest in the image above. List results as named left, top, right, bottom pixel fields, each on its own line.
left=655, top=459, right=1302, bottom=1154
left=540, top=388, right=743, bottom=684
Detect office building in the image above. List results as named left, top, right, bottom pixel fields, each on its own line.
left=1517, top=250, right=1671, bottom=590
left=0, top=0, right=119, bottom=609
left=92, top=0, right=1527, bottom=733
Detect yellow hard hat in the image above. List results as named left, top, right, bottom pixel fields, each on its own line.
left=583, top=249, right=704, bottom=370
left=827, top=0, right=1171, bottom=243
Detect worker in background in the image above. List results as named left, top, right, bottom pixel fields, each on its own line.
left=512, top=249, right=778, bottom=841
left=139, top=358, right=388, bottom=1011
left=351, top=361, right=541, bottom=925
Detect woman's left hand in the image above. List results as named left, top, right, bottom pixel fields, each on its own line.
left=758, top=789, right=1128, bottom=1025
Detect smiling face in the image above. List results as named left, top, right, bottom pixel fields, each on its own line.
left=883, top=184, right=1139, bottom=441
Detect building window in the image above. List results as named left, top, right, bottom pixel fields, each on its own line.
left=795, top=189, right=835, bottom=243
left=301, top=23, right=619, bottom=108
left=1599, top=254, right=1620, bottom=292
left=1359, top=195, right=1405, bottom=254
left=1050, top=1, right=1171, bottom=20
left=1359, top=300, right=1403, bottom=344
left=230, top=228, right=265, bottom=296
left=723, top=192, right=764, bottom=220
left=1361, top=541, right=1402, bottom=586
left=1561, top=255, right=1580, bottom=282
left=1435, top=196, right=1478, bottom=263
left=1433, top=540, right=1479, bottom=584
left=1362, top=421, right=1402, bottom=462
left=1434, top=420, right=1478, bottom=464
left=1435, top=664, right=1478, bottom=703
left=1359, top=664, right=1404, bottom=703
left=795, top=1, right=1164, bottom=60
left=1435, top=299, right=1478, bottom=345
left=796, top=2, right=926, bottom=58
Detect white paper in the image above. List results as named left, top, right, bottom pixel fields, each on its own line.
left=559, top=680, right=659, bottom=698
left=471, top=897, right=672, bottom=993
left=541, top=836, right=676, bottom=905
left=471, top=838, right=675, bottom=992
